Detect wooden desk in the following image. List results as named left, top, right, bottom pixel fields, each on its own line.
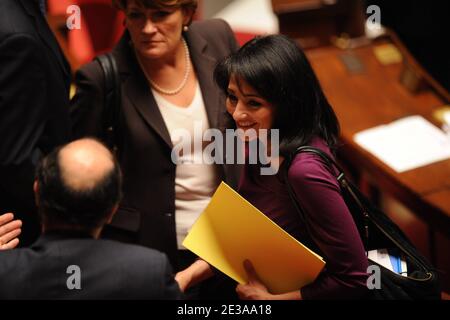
left=271, top=0, right=366, bottom=48
left=304, top=39, right=450, bottom=236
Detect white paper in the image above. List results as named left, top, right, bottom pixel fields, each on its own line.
left=354, top=116, right=450, bottom=172
left=213, top=0, right=279, bottom=34
left=367, top=249, right=408, bottom=277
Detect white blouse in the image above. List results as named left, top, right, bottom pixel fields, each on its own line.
left=153, top=84, right=220, bottom=249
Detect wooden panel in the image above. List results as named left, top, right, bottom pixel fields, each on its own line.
left=272, top=0, right=326, bottom=14
left=304, top=38, right=450, bottom=234
left=272, top=0, right=365, bottom=48
left=424, top=190, right=450, bottom=221
left=306, top=42, right=448, bottom=193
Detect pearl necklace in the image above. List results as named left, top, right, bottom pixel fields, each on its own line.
left=147, top=38, right=190, bottom=96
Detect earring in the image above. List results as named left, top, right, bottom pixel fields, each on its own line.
left=183, top=25, right=189, bottom=32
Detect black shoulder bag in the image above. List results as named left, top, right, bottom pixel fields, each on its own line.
left=282, top=146, right=441, bottom=300
left=94, top=53, right=122, bottom=153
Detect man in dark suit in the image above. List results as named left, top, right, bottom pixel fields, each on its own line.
left=0, top=0, right=72, bottom=246
left=0, top=138, right=181, bottom=299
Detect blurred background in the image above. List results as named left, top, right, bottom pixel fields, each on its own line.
left=45, top=0, right=449, bottom=297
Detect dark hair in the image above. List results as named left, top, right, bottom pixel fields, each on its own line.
left=214, top=34, right=340, bottom=156
left=35, top=142, right=123, bottom=231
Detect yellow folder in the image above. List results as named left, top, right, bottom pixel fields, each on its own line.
left=182, top=182, right=326, bottom=294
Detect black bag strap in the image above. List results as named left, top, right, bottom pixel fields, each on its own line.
left=95, top=53, right=121, bottom=153
left=282, top=146, right=371, bottom=246
left=283, top=146, right=438, bottom=283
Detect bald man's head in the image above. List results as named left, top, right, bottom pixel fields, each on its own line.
left=59, top=139, right=114, bottom=192
left=36, top=139, right=122, bottom=231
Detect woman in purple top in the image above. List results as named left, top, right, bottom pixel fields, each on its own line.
left=216, top=34, right=369, bottom=300
left=177, top=34, right=369, bottom=299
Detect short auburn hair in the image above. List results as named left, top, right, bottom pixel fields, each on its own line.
left=112, top=0, right=198, bottom=12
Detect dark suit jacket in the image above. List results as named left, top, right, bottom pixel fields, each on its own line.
left=70, top=20, right=241, bottom=266
left=0, top=232, right=181, bottom=299
left=0, top=0, right=71, bottom=246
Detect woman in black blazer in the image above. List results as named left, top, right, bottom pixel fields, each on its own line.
left=70, top=0, right=240, bottom=276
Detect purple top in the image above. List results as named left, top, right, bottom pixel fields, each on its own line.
left=238, top=138, right=369, bottom=299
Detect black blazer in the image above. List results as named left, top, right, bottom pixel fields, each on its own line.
left=0, top=232, right=181, bottom=299
left=70, top=20, right=241, bottom=265
left=0, top=0, right=71, bottom=245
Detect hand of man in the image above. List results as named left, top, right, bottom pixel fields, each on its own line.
left=0, top=213, right=22, bottom=250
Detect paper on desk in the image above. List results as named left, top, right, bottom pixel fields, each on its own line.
left=373, top=44, right=402, bottom=65
left=354, top=115, right=450, bottom=172
left=182, top=182, right=325, bottom=294
left=367, top=249, right=407, bottom=277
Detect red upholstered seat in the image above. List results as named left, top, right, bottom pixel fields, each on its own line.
left=47, top=0, right=125, bottom=66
